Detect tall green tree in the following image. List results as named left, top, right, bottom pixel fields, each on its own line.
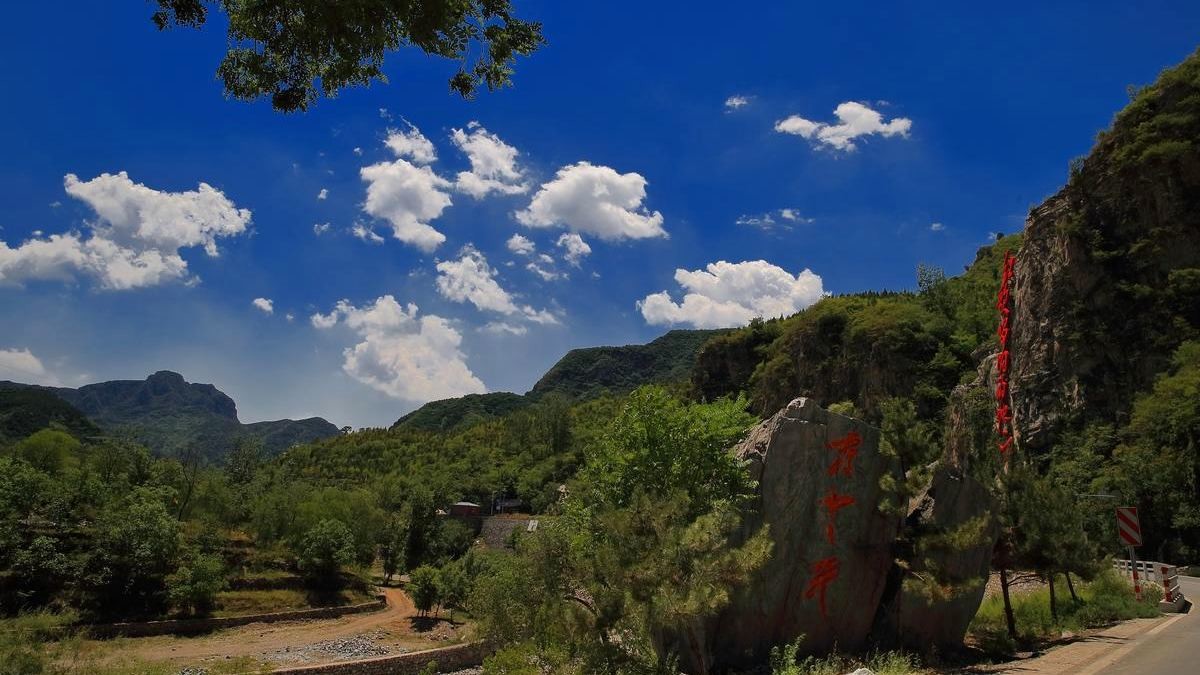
left=471, top=387, right=771, bottom=673
left=408, top=565, right=441, bottom=617
left=150, top=0, right=546, bottom=112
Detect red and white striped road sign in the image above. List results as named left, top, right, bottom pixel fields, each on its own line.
left=1117, top=506, right=1143, bottom=547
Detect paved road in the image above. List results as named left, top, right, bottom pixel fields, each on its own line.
left=1093, top=575, right=1199, bottom=674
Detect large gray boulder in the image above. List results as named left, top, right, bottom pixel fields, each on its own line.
left=664, top=396, right=1000, bottom=673
left=679, top=398, right=903, bottom=673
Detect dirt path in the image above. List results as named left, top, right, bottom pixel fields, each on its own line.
left=83, top=587, right=469, bottom=671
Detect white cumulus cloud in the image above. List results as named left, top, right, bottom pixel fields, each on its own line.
left=383, top=123, right=437, bottom=164
left=775, top=101, right=912, bottom=151
left=450, top=122, right=528, bottom=198
left=0, top=172, right=251, bottom=290
left=360, top=147, right=452, bottom=251
left=526, top=262, right=560, bottom=281
left=516, top=162, right=666, bottom=241
left=0, top=348, right=61, bottom=385
left=313, top=222, right=332, bottom=236
left=310, top=295, right=485, bottom=401
left=317, top=188, right=328, bottom=200
left=556, top=233, right=591, bottom=267
left=930, top=222, right=945, bottom=232
left=436, top=247, right=521, bottom=315
left=638, top=260, right=825, bottom=328
left=252, top=297, right=274, bottom=314
left=481, top=321, right=528, bottom=336
left=506, top=233, right=535, bottom=256
left=779, top=209, right=812, bottom=223
left=436, top=247, right=558, bottom=324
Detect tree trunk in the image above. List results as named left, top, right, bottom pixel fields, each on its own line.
left=1065, top=571, right=1079, bottom=603
left=1000, top=568, right=1017, bottom=640
left=1048, top=573, right=1058, bottom=621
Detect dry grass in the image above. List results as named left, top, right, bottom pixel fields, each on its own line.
left=211, top=587, right=374, bottom=617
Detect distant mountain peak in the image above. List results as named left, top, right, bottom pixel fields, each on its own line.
left=147, top=370, right=187, bottom=385
left=0, top=371, right=339, bottom=461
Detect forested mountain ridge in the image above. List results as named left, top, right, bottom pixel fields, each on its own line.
left=1, top=370, right=339, bottom=460
left=393, top=329, right=725, bottom=432
left=0, top=386, right=99, bottom=443
left=393, top=392, right=531, bottom=432
left=528, top=329, right=727, bottom=399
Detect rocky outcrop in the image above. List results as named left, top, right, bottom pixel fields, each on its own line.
left=887, top=466, right=997, bottom=650
left=873, top=348, right=1001, bottom=653
left=1009, top=192, right=1114, bottom=451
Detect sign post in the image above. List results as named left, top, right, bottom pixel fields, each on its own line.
left=1117, top=506, right=1143, bottom=601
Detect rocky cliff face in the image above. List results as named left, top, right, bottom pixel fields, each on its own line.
left=55, top=370, right=240, bottom=423
left=1011, top=51, right=1200, bottom=451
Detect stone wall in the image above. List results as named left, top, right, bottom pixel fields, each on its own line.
left=267, top=642, right=489, bottom=674
left=86, top=596, right=387, bottom=639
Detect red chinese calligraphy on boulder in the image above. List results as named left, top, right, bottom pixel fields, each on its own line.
left=820, top=490, right=856, bottom=545
left=826, top=431, right=860, bottom=477
left=670, top=398, right=902, bottom=673
left=804, top=557, right=841, bottom=618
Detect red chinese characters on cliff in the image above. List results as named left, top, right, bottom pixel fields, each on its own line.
left=995, top=251, right=1016, bottom=455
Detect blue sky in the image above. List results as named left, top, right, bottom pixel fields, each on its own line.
left=1, top=1, right=1197, bottom=427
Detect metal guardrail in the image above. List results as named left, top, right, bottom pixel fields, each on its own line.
left=1114, top=559, right=1183, bottom=607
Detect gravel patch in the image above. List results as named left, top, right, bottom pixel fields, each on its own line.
left=983, top=571, right=1047, bottom=599
left=263, top=629, right=407, bottom=664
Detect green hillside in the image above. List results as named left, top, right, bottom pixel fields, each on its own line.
left=394, top=329, right=725, bottom=432
left=692, top=235, right=1020, bottom=426
left=393, top=392, right=531, bottom=432
left=529, top=329, right=727, bottom=400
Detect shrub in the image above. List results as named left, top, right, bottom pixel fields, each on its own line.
left=769, top=638, right=921, bottom=675
left=296, top=519, right=355, bottom=588
left=167, top=552, right=227, bottom=615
